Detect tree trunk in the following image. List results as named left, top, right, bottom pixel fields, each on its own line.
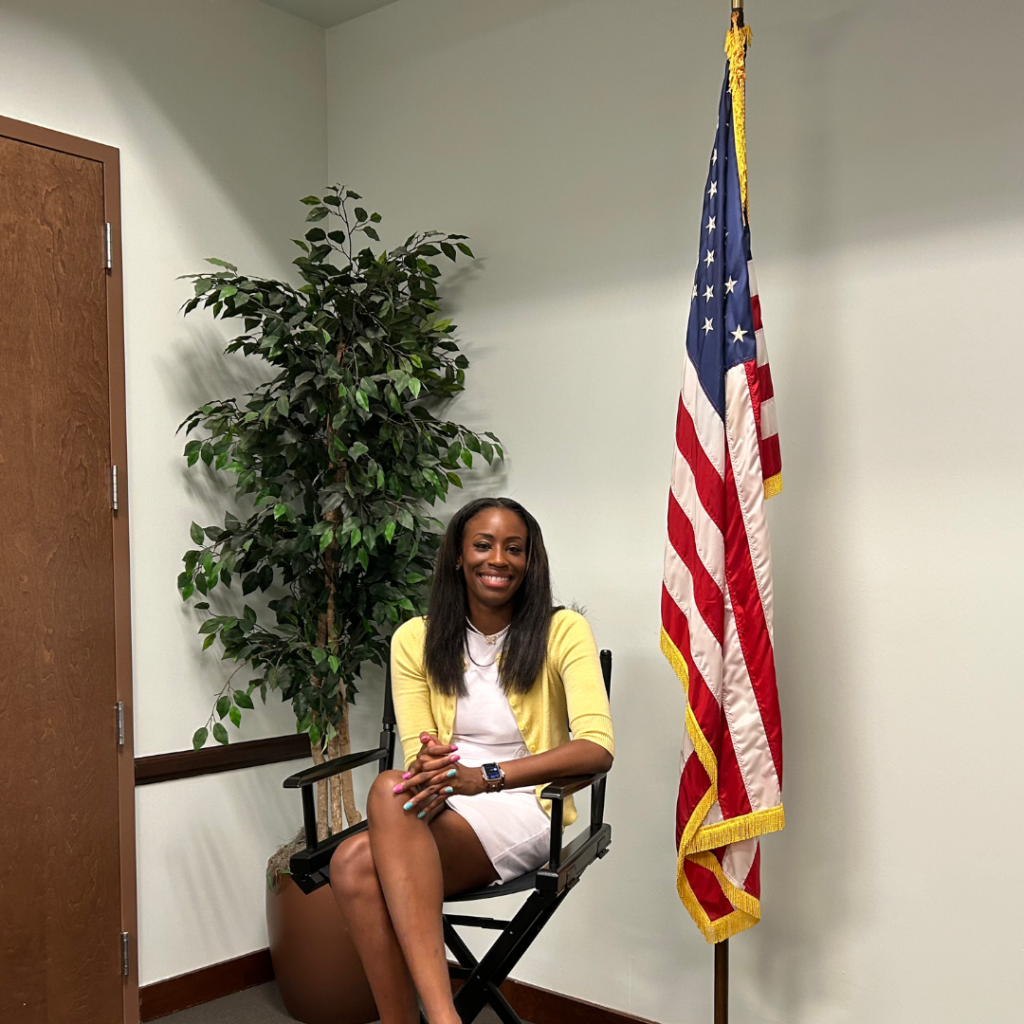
left=309, top=734, right=330, bottom=843
left=336, top=707, right=362, bottom=826
left=326, top=732, right=344, bottom=833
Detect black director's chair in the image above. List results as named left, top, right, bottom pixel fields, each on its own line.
left=283, top=649, right=614, bottom=1024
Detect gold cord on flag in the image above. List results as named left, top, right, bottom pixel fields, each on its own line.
left=725, top=13, right=753, bottom=219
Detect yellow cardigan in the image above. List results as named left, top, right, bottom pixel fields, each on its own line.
left=390, top=609, right=614, bottom=827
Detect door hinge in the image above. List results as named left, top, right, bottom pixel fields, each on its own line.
left=116, top=702, right=125, bottom=747
left=110, top=465, right=119, bottom=511
left=105, top=223, right=113, bottom=271
left=120, top=932, right=130, bottom=976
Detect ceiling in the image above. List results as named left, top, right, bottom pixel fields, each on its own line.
left=257, top=0, right=400, bottom=29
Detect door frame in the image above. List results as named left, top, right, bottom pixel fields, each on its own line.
left=0, top=114, right=138, bottom=1024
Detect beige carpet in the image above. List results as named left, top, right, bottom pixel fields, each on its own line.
left=156, top=981, right=520, bottom=1024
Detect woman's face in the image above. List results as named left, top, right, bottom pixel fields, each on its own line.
left=458, top=507, right=529, bottom=611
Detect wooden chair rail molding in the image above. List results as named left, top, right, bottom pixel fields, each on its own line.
left=139, top=949, right=661, bottom=1023
left=134, top=734, right=310, bottom=786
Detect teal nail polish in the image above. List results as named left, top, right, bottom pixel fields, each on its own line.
left=403, top=801, right=413, bottom=811
left=417, top=811, right=426, bottom=819
left=444, top=786, right=453, bottom=794
left=446, top=768, right=457, bottom=778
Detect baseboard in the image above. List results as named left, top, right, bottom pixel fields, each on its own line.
left=453, top=971, right=658, bottom=1024
left=139, top=948, right=274, bottom=1021
left=139, top=947, right=655, bottom=1024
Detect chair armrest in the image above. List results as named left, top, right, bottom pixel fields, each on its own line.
left=540, top=772, right=607, bottom=801
left=282, top=747, right=388, bottom=789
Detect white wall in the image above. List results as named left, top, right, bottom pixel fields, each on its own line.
left=326, top=2, right=1024, bottom=1022
left=0, top=0, right=325, bottom=985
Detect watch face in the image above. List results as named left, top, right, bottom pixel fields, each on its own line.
left=482, top=763, right=502, bottom=781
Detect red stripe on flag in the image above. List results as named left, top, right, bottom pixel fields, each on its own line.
left=723, top=459, right=784, bottom=786
left=760, top=433, right=782, bottom=482
left=667, top=492, right=724, bottom=645
left=661, top=586, right=722, bottom=753
left=716, top=718, right=753, bottom=821
left=676, top=754, right=711, bottom=847
left=675, top=398, right=725, bottom=531
left=684, top=858, right=735, bottom=922
left=750, top=293, right=763, bottom=333
left=744, top=360, right=763, bottom=443
left=758, top=362, right=774, bottom=403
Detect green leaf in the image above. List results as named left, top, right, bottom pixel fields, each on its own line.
left=192, top=727, right=209, bottom=750
left=190, top=522, right=205, bottom=544
left=202, top=633, right=216, bottom=650
left=229, top=705, right=242, bottom=728
left=216, top=695, right=231, bottom=719
left=355, top=389, right=370, bottom=411
left=354, top=207, right=368, bottom=222
left=234, top=689, right=255, bottom=710
left=441, top=242, right=456, bottom=261
left=319, top=528, right=335, bottom=552
left=312, top=648, right=327, bottom=665
left=364, top=226, right=380, bottom=241
left=328, top=655, right=341, bottom=674
left=456, top=242, right=474, bottom=258
left=348, top=442, right=368, bottom=459
left=447, top=472, right=463, bottom=487
left=384, top=520, right=396, bottom=543
left=274, top=503, right=290, bottom=520
left=357, top=548, right=369, bottom=571
left=306, top=207, right=329, bottom=222
left=213, top=722, right=230, bottom=746
left=198, top=618, right=220, bottom=635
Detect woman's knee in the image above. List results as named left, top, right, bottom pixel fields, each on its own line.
left=367, top=769, right=406, bottom=818
left=330, top=832, right=377, bottom=901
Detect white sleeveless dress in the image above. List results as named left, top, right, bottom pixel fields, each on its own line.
left=444, top=623, right=552, bottom=883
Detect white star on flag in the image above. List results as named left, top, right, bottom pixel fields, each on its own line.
left=731, top=325, right=748, bottom=343
left=704, top=285, right=714, bottom=302
left=706, top=216, right=716, bottom=234
left=708, top=180, right=718, bottom=198
left=725, top=277, right=737, bottom=294
left=702, top=317, right=714, bottom=335
left=703, top=249, right=715, bottom=267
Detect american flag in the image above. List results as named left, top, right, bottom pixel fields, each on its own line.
left=660, top=22, right=785, bottom=943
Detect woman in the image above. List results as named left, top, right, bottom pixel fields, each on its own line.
left=330, top=497, right=614, bottom=1024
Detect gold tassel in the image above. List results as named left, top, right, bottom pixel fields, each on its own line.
left=724, top=13, right=753, bottom=219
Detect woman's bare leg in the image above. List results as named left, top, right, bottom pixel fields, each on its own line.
left=364, top=768, right=498, bottom=1024
left=330, top=830, right=420, bottom=1024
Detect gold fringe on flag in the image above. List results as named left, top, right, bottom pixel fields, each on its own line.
left=725, top=13, right=753, bottom=219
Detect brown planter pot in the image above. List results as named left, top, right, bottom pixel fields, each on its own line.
left=267, top=874, right=378, bottom=1024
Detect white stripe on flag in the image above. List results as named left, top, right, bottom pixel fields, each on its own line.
left=670, top=450, right=725, bottom=591
left=663, top=542, right=723, bottom=701
left=755, top=328, right=767, bottom=367
left=722, top=837, right=758, bottom=890
left=725, top=366, right=775, bottom=639
left=680, top=356, right=726, bottom=478
left=759, top=397, right=778, bottom=440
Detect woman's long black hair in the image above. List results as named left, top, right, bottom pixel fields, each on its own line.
left=424, top=497, right=554, bottom=697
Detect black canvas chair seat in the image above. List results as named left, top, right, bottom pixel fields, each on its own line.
left=282, top=648, right=614, bottom=1024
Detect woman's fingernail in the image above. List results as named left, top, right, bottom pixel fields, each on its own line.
left=451, top=744, right=458, bottom=751
left=393, top=784, right=404, bottom=793
left=449, top=754, right=460, bottom=763
left=402, top=772, right=411, bottom=780
left=417, top=811, right=426, bottom=819
left=403, top=801, right=413, bottom=811
left=446, top=769, right=457, bottom=778
left=444, top=786, right=454, bottom=794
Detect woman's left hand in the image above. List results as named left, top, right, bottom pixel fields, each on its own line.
left=401, top=761, right=487, bottom=821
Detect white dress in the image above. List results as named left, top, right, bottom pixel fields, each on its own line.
left=444, top=623, right=552, bottom=883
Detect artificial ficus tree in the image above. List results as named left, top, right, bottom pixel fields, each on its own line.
left=177, top=186, right=502, bottom=839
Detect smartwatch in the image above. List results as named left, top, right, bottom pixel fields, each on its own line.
left=481, top=762, right=506, bottom=793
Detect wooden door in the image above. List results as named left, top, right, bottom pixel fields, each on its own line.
left=0, top=122, right=136, bottom=1024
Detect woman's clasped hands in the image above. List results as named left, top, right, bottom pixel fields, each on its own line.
left=392, top=732, right=486, bottom=821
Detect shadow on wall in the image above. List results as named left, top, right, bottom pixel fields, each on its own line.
left=7, top=0, right=325, bottom=270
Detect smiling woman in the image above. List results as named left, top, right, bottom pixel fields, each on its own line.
left=326, top=497, right=615, bottom=1024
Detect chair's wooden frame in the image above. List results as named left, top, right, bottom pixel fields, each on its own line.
left=282, top=650, right=614, bottom=1024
